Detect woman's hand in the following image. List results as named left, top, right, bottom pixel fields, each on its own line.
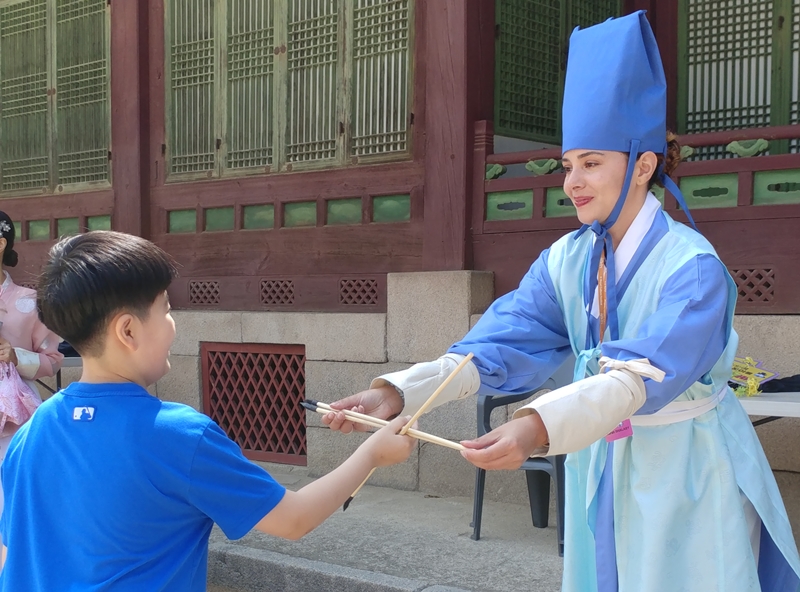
left=459, top=413, right=549, bottom=470
left=321, top=385, right=404, bottom=434
left=0, top=338, right=18, bottom=366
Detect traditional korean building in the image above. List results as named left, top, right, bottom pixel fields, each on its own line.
left=2, top=0, right=799, bottom=541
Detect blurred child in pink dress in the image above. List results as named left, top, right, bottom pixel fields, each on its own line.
left=0, top=211, right=63, bottom=541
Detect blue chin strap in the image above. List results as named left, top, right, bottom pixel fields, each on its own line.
left=573, top=140, right=698, bottom=343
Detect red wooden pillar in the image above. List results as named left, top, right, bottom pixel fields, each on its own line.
left=421, top=0, right=495, bottom=271
left=471, top=120, right=494, bottom=241
left=110, top=0, right=150, bottom=238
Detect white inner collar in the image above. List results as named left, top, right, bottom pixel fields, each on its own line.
left=590, top=192, right=661, bottom=318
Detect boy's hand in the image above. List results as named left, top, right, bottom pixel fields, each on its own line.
left=363, top=416, right=416, bottom=467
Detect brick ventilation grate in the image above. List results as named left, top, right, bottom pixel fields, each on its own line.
left=260, top=279, right=295, bottom=305
left=339, top=278, right=378, bottom=305
left=203, top=345, right=306, bottom=464
left=188, top=280, right=220, bottom=305
left=730, top=268, right=775, bottom=303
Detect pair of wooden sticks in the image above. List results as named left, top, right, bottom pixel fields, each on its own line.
left=304, top=400, right=466, bottom=451
left=317, top=352, right=474, bottom=510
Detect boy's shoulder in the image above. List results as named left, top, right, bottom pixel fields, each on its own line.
left=36, top=383, right=215, bottom=439
left=154, top=399, right=216, bottom=436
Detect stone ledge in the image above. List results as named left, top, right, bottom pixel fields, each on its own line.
left=208, top=542, right=473, bottom=592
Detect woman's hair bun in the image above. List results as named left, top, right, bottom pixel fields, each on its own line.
left=3, top=248, right=18, bottom=268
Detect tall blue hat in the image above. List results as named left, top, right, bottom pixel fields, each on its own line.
left=563, top=11, right=696, bottom=342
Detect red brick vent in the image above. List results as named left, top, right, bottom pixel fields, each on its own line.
left=188, top=280, right=220, bottom=305
left=339, top=278, right=378, bottom=305
left=729, top=268, right=775, bottom=303
left=260, top=279, right=295, bottom=305
left=202, top=343, right=307, bottom=465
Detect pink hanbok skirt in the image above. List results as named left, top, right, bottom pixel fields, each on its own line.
left=0, top=361, right=40, bottom=437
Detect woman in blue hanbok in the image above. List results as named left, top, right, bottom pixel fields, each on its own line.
left=324, top=11, right=800, bottom=592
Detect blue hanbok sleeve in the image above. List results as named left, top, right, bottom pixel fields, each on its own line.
left=600, top=253, right=730, bottom=414
left=449, top=249, right=572, bottom=396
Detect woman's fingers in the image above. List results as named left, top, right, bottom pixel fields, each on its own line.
left=460, top=439, right=525, bottom=470
left=459, top=415, right=547, bottom=470
left=460, top=431, right=500, bottom=450
left=320, top=409, right=371, bottom=434
left=321, top=411, right=354, bottom=434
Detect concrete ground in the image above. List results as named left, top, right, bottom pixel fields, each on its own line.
left=207, top=463, right=564, bottom=592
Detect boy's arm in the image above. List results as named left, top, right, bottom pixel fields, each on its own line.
left=255, top=416, right=414, bottom=540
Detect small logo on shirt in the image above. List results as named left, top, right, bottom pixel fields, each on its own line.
left=73, top=407, right=95, bottom=422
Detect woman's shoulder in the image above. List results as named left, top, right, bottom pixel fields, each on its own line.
left=661, top=213, right=719, bottom=256
left=3, top=274, right=35, bottom=296
left=549, top=229, right=594, bottom=257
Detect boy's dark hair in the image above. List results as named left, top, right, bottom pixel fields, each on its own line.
left=38, top=231, right=178, bottom=356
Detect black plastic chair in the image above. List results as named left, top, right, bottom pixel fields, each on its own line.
left=470, top=379, right=566, bottom=557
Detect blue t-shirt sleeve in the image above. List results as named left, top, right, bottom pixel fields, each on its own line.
left=0, top=462, right=6, bottom=541
left=601, top=253, right=730, bottom=414
left=188, top=421, right=286, bottom=540
left=449, top=249, right=572, bottom=396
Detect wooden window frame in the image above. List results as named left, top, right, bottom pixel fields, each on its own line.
left=0, top=0, right=112, bottom=198
left=163, top=0, right=416, bottom=184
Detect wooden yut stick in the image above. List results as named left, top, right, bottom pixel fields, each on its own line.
left=307, top=402, right=465, bottom=451
left=400, top=352, right=475, bottom=435
left=343, top=468, right=376, bottom=511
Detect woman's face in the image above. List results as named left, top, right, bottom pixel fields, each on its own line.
left=561, top=149, right=631, bottom=226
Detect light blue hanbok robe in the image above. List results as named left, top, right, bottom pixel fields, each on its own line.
left=450, top=206, right=800, bottom=592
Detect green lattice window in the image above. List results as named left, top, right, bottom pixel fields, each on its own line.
left=678, top=0, right=800, bottom=157
left=0, top=0, right=110, bottom=194
left=166, top=0, right=413, bottom=180
left=494, top=0, right=622, bottom=143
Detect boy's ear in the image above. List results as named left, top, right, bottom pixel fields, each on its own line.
left=110, top=312, right=139, bottom=352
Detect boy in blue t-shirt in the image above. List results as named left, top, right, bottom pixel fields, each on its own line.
left=0, top=231, right=415, bottom=591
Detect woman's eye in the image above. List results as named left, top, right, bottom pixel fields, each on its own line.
left=563, top=167, right=572, bottom=174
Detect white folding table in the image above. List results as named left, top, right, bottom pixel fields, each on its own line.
left=738, top=392, right=800, bottom=425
